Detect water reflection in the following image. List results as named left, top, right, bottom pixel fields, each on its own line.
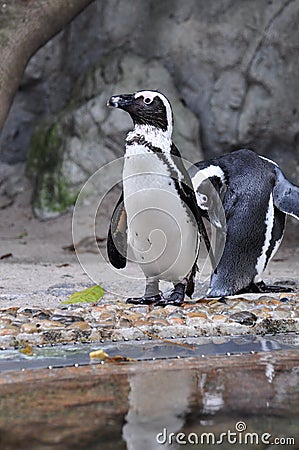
left=0, top=350, right=298, bottom=449
left=121, top=352, right=299, bottom=450
left=123, top=371, right=193, bottom=449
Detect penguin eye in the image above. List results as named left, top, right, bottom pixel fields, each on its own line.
left=197, top=193, right=209, bottom=209
left=143, top=97, right=153, bottom=105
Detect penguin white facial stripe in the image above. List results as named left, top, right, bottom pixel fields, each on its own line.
left=135, top=91, right=159, bottom=103
left=258, top=155, right=279, bottom=167
left=288, top=211, right=299, bottom=220
left=191, top=165, right=226, bottom=191
left=255, top=193, right=275, bottom=277
left=196, top=193, right=209, bottom=209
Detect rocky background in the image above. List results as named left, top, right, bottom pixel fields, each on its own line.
left=0, top=0, right=299, bottom=219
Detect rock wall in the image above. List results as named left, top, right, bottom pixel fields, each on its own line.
left=1, top=0, right=299, bottom=216
left=27, top=51, right=201, bottom=218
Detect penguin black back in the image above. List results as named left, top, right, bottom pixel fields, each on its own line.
left=190, top=149, right=297, bottom=296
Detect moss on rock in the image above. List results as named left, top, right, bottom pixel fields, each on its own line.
left=27, top=120, right=77, bottom=219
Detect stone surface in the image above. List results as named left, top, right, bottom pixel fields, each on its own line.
left=0, top=288, right=298, bottom=349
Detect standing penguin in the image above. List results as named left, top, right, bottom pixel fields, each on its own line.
left=189, top=148, right=299, bottom=297
left=107, top=90, right=214, bottom=305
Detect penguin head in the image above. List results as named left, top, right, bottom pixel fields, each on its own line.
left=107, top=90, right=173, bottom=137
left=195, top=176, right=226, bottom=229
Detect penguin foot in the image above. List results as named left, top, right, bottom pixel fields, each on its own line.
left=246, top=281, right=294, bottom=294
left=126, top=294, right=162, bottom=305
left=156, top=283, right=185, bottom=307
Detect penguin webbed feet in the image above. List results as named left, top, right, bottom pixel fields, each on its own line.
left=155, top=283, right=186, bottom=307
left=126, top=281, right=188, bottom=307
left=126, top=293, right=163, bottom=305
left=245, top=281, right=294, bottom=294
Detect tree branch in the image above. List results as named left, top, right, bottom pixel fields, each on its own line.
left=0, top=0, right=94, bottom=131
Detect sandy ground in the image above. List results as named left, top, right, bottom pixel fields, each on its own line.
left=0, top=188, right=299, bottom=309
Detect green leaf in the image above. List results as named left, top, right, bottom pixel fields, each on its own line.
left=62, top=285, right=104, bottom=305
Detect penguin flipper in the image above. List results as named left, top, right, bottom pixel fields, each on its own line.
left=107, top=191, right=127, bottom=269
left=170, top=144, right=217, bottom=272
left=273, top=167, right=299, bottom=220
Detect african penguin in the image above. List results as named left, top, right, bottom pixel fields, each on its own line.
left=106, top=90, right=214, bottom=306
left=189, top=148, right=299, bottom=297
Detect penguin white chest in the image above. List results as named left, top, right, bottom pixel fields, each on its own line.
left=123, top=146, right=198, bottom=282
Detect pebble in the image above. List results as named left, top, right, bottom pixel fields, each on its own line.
left=280, top=293, right=299, bottom=301
left=168, top=309, right=186, bottom=319
left=14, top=314, right=30, bottom=324
left=188, top=312, right=208, bottom=319
left=97, top=311, right=116, bottom=321
left=117, top=317, right=133, bottom=328
left=104, top=305, right=120, bottom=313
left=258, top=296, right=276, bottom=303
left=92, top=320, right=115, bottom=328
left=267, top=310, right=289, bottom=319
left=0, top=316, right=14, bottom=324
left=0, top=325, right=19, bottom=336
left=148, top=318, right=170, bottom=326
left=51, top=313, right=84, bottom=324
left=90, top=306, right=108, bottom=320
left=146, top=309, right=167, bottom=318
left=256, top=307, right=272, bottom=314
left=229, top=311, right=257, bottom=326
left=128, top=305, right=150, bottom=315
left=0, top=307, right=18, bottom=317
left=67, top=321, right=90, bottom=331
left=130, top=319, right=147, bottom=328
left=33, top=312, right=51, bottom=320
left=251, top=308, right=270, bottom=317
left=20, top=323, right=39, bottom=334
left=212, top=314, right=227, bottom=322
left=0, top=291, right=297, bottom=348
left=34, top=320, right=65, bottom=330
left=230, top=301, right=252, bottom=312
left=275, top=305, right=293, bottom=312
left=186, top=316, right=209, bottom=327
left=268, top=299, right=283, bottom=306
left=168, top=317, right=185, bottom=325
left=121, top=310, right=143, bottom=321
left=207, top=302, right=227, bottom=313
left=183, top=305, right=203, bottom=312
left=17, top=307, right=35, bottom=315
left=163, top=305, right=179, bottom=313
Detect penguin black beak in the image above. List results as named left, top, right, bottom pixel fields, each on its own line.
left=107, top=94, right=135, bottom=109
